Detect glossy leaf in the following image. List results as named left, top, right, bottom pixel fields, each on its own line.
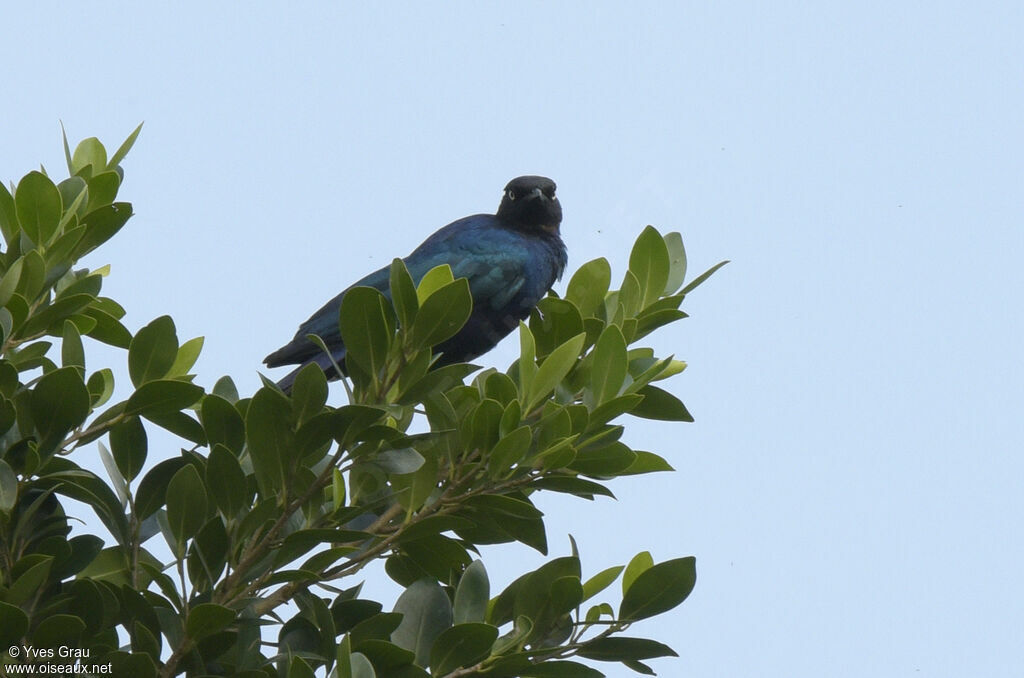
left=108, top=122, right=144, bottom=170
left=619, top=556, right=696, bottom=621
left=662, top=231, right=687, bottom=294
left=165, top=464, right=208, bottom=545
left=622, top=551, right=654, bottom=594
left=129, top=315, right=178, bottom=387
left=30, top=366, right=90, bottom=455
left=0, top=182, right=17, bottom=243
left=680, top=259, right=729, bottom=295
left=587, top=325, right=627, bottom=408
left=415, top=263, right=455, bottom=303
left=72, top=137, right=108, bottom=176
left=631, top=385, right=694, bottom=422
left=187, top=603, right=235, bottom=639
left=16, top=171, right=62, bottom=245
left=126, top=379, right=203, bottom=416
left=520, top=662, right=605, bottom=677
left=0, top=459, right=16, bottom=514
left=167, top=335, right=204, bottom=377
left=389, top=258, right=418, bottom=329
left=340, top=286, right=392, bottom=379
left=245, top=387, right=293, bottom=495
left=566, top=257, right=611, bottom=318
left=453, top=560, right=490, bottom=624
left=430, top=622, right=499, bottom=675
left=205, top=444, right=248, bottom=517
left=488, top=424, right=532, bottom=477
left=582, top=565, right=624, bottom=602
left=109, top=416, right=147, bottom=482
left=629, top=225, right=671, bottom=309
left=577, top=636, right=678, bottom=662
left=390, top=578, right=453, bottom=666
left=411, top=277, right=471, bottom=351
left=199, top=394, right=246, bottom=454
left=527, top=332, right=584, bottom=411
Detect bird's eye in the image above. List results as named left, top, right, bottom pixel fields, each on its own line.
left=506, top=189, right=516, bottom=201
left=544, top=186, right=556, bottom=199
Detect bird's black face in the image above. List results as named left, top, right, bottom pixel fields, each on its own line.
left=496, top=175, right=562, bottom=233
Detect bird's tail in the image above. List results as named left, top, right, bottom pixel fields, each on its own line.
left=273, top=351, right=346, bottom=394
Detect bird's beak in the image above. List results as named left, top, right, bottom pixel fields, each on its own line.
left=527, top=187, right=544, bottom=200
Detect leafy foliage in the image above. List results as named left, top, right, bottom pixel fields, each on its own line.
left=0, top=129, right=726, bottom=677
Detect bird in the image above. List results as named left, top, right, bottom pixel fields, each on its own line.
left=265, top=175, right=567, bottom=392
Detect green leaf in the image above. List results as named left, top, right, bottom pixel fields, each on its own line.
left=619, top=556, right=696, bottom=621
left=453, top=560, right=490, bottom=624
left=391, top=453, right=438, bottom=513
left=77, top=202, right=133, bottom=256
left=129, top=315, right=178, bottom=387
left=520, top=662, right=605, bottom=677
left=83, top=306, right=133, bottom=348
left=186, top=602, right=235, bottom=640
left=620, top=450, right=674, bottom=475
left=376, top=447, right=425, bottom=474
left=586, top=325, right=627, bottom=408
left=622, top=551, right=654, bottom=594
left=108, top=122, right=144, bottom=170
left=290, top=363, right=328, bottom=426
left=582, top=565, right=624, bottom=602
left=165, top=464, right=207, bottom=546
left=167, top=336, right=204, bottom=378
left=350, top=652, right=377, bottom=678
left=680, top=259, right=729, bottom=296
left=199, top=394, right=246, bottom=454
left=411, top=277, right=472, bottom=351
left=429, top=622, right=499, bottom=675
left=206, top=444, right=248, bottom=517
left=662, top=232, right=687, bottom=294
left=61, top=319, right=85, bottom=369
left=390, top=578, right=453, bottom=667
left=72, top=137, right=108, bottom=176
left=340, top=286, right=392, bottom=379
left=0, top=182, right=18, bottom=244
left=0, top=601, right=29, bottom=649
left=245, top=387, right=294, bottom=495
left=415, top=263, right=455, bottom=304
left=0, top=459, right=17, bottom=514
left=8, top=556, right=53, bottom=606
left=577, top=637, right=678, bottom=662
left=530, top=476, right=615, bottom=500
left=126, top=379, right=204, bottom=416
left=134, top=457, right=188, bottom=519
left=517, top=322, right=537, bottom=400
left=527, top=332, right=584, bottom=411
left=488, top=425, right=532, bottom=477
left=32, top=613, right=85, bottom=650
left=86, top=171, right=121, bottom=212
left=629, top=225, right=671, bottom=309
left=30, top=366, right=90, bottom=455
left=530, top=297, right=584, bottom=358
left=631, top=385, right=693, bottom=422
left=0, top=257, right=23, bottom=308
left=15, top=171, right=62, bottom=245
left=109, top=416, right=147, bottom=482
left=566, top=257, right=611, bottom=318
left=389, top=258, right=418, bottom=329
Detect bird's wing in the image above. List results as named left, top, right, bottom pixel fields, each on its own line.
left=264, top=264, right=391, bottom=367
left=403, top=217, right=529, bottom=312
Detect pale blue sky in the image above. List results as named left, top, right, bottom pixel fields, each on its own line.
left=4, top=3, right=1023, bottom=676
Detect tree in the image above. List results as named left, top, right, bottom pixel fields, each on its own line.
left=0, top=128, right=726, bottom=678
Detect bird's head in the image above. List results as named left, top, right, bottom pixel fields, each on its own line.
left=497, top=175, right=562, bottom=234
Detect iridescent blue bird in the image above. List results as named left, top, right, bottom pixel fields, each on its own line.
left=265, top=176, right=567, bottom=391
